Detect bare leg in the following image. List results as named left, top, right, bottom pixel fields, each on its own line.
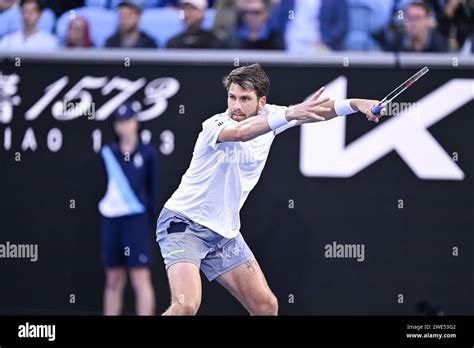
left=129, top=267, right=155, bottom=315
left=217, top=259, right=278, bottom=315
left=162, top=262, right=202, bottom=315
left=103, top=267, right=127, bottom=315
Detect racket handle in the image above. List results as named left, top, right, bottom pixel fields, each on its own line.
left=371, top=104, right=384, bottom=115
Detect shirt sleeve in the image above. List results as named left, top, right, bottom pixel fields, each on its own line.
left=273, top=119, right=298, bottom=136
left=201, top=115, right=237, bottom=150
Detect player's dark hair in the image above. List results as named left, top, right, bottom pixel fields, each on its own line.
left=223, top=63, right=270, bottom=99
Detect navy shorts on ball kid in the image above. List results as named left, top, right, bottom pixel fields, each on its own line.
left=101, top=213, right=152, bottom=267
left=156, top=208, right=255, bottom=281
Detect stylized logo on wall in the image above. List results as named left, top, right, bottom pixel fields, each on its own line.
left=300, top=77, right=473, bottom=181
left=0, top=72, right=179, bottom=154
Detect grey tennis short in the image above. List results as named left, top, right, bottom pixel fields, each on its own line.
left=155, top=208, right=255, bottom=281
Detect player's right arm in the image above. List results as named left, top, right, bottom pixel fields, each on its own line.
left=218, top=87, right=330, bottom=143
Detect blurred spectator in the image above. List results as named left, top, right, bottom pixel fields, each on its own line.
left=386, top=2, right=448, bottom=52
left=460, top=32, right=473, bottom=54
left=269, top=0, right=293, bottom=35
left=222, top=0, right=284, bottom=50
left=105, top=0, right=157, bottom=48
left=0, top=0, right=58, bottom=50
left=108, top=0, right=178, bottom=9
left=0, top=0, right=16, bottom=12
left=434, top=0, right=474, bottom=50
left=89, top=0, right=204, bottom=9
left=212, top=0, right=246, bottom=41
left=395, top=0, right=419, bottom=11
left=167, top=0, right=218, bottom=48
left=343, top=0, right=394, bottom=50
left=66, top=16, right=93, bottom=47
left=0, top=0, right=21, bottom=37
left=285, top=0, right=348, bottom=53
left=0, top=0, right=16, bottom=11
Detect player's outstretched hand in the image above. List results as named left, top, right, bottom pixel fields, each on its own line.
left=286, top=87, right=331, bottom=122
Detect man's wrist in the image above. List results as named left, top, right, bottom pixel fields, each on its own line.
left=335, top=99, right=358, bottom=116
left=268, top=109, right=289, bottom=130
left=284, top=107, right=294, bottom=121
left=349, top=99, right=360, bottom=112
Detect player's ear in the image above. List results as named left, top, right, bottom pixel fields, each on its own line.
left=259, top=96, right=266, bottom=109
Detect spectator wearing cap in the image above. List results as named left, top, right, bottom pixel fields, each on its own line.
left=0, top=0, right=59, bottom=50
left=167, top=0, right=218, bottom=48
left=385, top=1, right=447, bottom=52
left=65, top=16, right=93, bottom=48
left=105, top=0, right=157, bottom=48
left=223, top=0, right=284, bottom=50
left=99, top=101, right=159, bottom=316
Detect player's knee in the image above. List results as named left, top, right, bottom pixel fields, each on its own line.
left=171, top=299, right=200, bottom=315
left=263, top=294, right=279, bottom=315
left=250, top=293, right=278, bottom=315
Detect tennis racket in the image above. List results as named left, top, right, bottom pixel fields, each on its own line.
left=371, top=66, right=430, bottom=115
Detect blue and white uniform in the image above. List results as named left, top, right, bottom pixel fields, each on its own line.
left=99, top=142, right=159, bottom=267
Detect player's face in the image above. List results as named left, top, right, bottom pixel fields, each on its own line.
left=113, top=118, right=139, bottom=138
left=227, top=83, right=266, bottom=122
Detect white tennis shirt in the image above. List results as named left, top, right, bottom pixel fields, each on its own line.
left=165, top=104, right=291, bottom=238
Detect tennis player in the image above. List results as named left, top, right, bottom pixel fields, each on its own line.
left=156, top=63, right=381, bottom=315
